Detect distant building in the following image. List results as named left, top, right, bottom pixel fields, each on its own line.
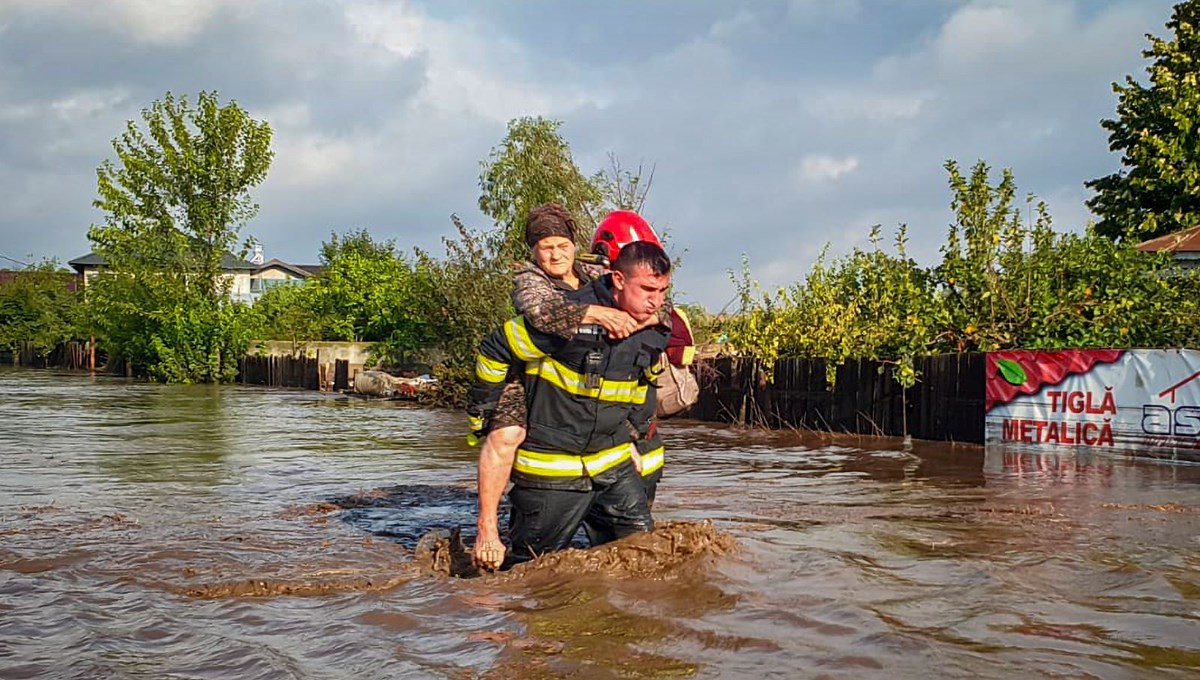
left=0, top=269, right=81, bottom=292
left=68, top=250, right=322, bottom=303
left=1135, top=226, right=1200, bottom=271
left=250, top=258, right=325, bottom=299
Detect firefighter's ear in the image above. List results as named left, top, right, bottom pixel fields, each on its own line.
left=610, top=269, right=626, bottom=291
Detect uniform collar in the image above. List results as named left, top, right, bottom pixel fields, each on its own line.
left=593, top=273, right=618, bottom=307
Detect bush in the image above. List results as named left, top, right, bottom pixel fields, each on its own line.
left=722, top=160, right=1200, bottom=387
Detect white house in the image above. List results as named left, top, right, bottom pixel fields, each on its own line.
left=68, top=249, right=322, bottom=303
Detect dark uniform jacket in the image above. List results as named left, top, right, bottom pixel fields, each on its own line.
left=467, top=275, right=669, bottom=491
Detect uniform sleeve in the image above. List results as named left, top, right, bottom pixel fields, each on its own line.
left=466, top=315, right=567, bottom=444
left=627, top=337, right=667, bottom=438
left=629, top=377, right=658, bottom=439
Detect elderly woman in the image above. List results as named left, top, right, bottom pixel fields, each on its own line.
left=512, top=203, right=638, bottom=340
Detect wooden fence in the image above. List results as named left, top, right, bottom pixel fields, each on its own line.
left=690, top=353, right=987, bottom=444
left=10, top=341, right=92, bottom=370
left=237, top=354, right=350, bottom=392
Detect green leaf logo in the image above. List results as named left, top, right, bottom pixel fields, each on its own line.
left=997, top=358, right=1027, bottom=385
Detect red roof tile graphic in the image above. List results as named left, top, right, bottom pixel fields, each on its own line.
left=986, top=350, right=1125, bottom=411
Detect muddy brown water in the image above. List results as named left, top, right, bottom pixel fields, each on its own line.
left=2, top=368, right=1199, bottom=679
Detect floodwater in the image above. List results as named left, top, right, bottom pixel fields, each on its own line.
left=2, top=369, right=1199, bottom=680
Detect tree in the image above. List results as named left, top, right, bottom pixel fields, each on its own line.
left=85, top=91, right=273, bottom=382
left=591, top=153, right=656, bottom=215
left=91, top=90, right=273, bottom=294
left=412, top=215, right=513, bottom=405
left=0, top=260, right=82, bottom=357
left=477, top=117, right=605, bottom=259
left=253, top=281, right=326, bottom=350
left=1087, top=0, right=1200, bottom=241
left=311, top=229, right=435, bottom=348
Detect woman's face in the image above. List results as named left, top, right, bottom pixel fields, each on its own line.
left=533, top=236, right=576, bottom=279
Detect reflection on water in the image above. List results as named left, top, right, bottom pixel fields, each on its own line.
left=2, top=368, right=1199, bottom=679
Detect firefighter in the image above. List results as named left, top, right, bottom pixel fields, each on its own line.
left=590, top=213, right=696, bottom=508
left=469, top=240, right=672, bottom=569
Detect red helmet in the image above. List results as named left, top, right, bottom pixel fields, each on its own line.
left=590, top=210, right=663, bottom=263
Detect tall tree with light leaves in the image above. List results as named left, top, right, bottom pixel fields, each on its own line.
left=85, top=91, right=273, bottom=382
left=90, top=90, right=273, bottom=298
left=477, top=116, right=604, bottom=259
left=1087, top=0, right=1200, bottom=241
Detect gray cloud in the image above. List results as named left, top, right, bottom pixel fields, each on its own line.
left=0, top=0, right=1182, bottom=308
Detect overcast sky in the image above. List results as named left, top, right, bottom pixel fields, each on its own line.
left=0, top=0, right=1179, bottom=308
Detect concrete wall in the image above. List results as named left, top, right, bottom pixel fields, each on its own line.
left=251, top=340, right=374, bottom=366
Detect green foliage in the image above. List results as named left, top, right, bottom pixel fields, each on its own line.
left=478, top=116, right=606, bottom=259
left=1087, top=0, right=1200, bottom=240
left=252, top=229, right=440, bottom=369
left=83, top=270, right=263, bottom=382
left=725, top=227, right=937, bottom=386
left=310, top=229, right=436, bottom=347
left=253, top=281, right=326, bottom=347
left=938, top=160, right=1200, bottom=351
left=725, top=160, right=1200, bottom=387
left=411, top=217, right=513, bottom=404
left=0, top=261, right=82, bottom=356
left=84, top=90, right=273, bottom=382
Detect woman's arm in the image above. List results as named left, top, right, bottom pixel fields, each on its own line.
left=514, top=269, right=637, bottom=339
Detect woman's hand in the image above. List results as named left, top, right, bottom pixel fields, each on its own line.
left=584, top=305, right=638, bottom=339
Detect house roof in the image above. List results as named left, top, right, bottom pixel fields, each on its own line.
left=68, top=251, right=259, bottom=273
left=67, top=252, right=106, bottom=268
left=254, top=258, right=322, bottom=278
left=1135, top=225, right=1200, bottom=254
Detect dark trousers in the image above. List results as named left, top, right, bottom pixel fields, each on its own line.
left=584, top=469, right=660, bottom=546
left=506, top=460, right=652, bottom=565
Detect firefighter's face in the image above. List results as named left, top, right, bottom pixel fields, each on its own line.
left=612, top=264, right=671, bottom=322
left=532, top=236, right=576, bottom=279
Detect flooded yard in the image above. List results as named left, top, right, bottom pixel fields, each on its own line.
left=2, top=368, right=1198, bottom=679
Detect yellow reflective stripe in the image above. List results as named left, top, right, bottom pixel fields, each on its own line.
left=467, top=433, right=481, bottom=447
left=673, top=307, right=696, bottom=366
left=513, top=451, right=584, bottom=475
left=639, top=446, right=664, bottom=475
left=525, top=357, right=644, bottom=404
left=514, top=443, right=634, bottom=478
left=647, top=355, right=666, bottom=380
left=581, top=444, right=635, bottom=476
left=474, top=354, right=508, bottom=383
left=468, top=414, right=485, bottom=431
left=504, top=317, right=545, bottom=361
left=679, top=345, right=696, bottom=366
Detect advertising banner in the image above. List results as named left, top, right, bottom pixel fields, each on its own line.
left=984, top=349, right=1200, bottom=462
